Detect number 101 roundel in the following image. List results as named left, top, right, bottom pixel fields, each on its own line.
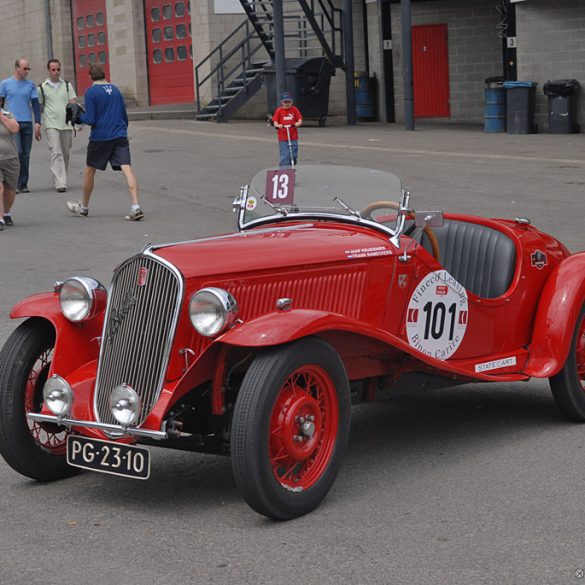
left=406, top=270, right=469, bottom=360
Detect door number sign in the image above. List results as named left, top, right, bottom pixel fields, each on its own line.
left=406, top=270, right=469, bottom=360
left=264, top=169, right=296, bottom=206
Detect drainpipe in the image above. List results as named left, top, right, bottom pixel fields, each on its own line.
left=44, top=0, right=54, bottom=60
left=343, top=0, right=356, bottom=124
left=272, top=0, right=287, bottom=102
left=401, top=0, right=414, bottom=130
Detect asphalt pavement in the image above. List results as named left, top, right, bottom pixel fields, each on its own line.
left=0, top=118, right=584, bottom=585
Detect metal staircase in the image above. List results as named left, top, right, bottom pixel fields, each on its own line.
left=195, top=0, right=344, bottom=122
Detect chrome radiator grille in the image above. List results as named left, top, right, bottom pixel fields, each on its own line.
left=95, top=255, right=182, bottom=426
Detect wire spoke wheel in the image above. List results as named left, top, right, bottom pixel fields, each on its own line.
left=231, top=338, right=350, bottom=520
left=0, top=318, right=78, bottom=481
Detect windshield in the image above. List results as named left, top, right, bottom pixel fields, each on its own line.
left=235, top=164, right=405, bottom=235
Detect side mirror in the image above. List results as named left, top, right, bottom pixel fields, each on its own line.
left=414, top=210, right=444, bottom=228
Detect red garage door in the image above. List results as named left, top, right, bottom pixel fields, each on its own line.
left=412, top=24, right=450, bottom=118
left=72, top=0, right=110, bottom=96
left=145, top=0, right=194, bottom=105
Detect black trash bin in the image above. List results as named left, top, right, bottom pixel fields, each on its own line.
left=265, top=57, right=334, bottom=126
left=543, top=79, right=580, bottom=134
left=503, top=81, right=538, bottom=134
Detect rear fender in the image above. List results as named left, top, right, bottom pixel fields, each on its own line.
left=11, top=292, right=103, bottom=378
left=525, top=253, right=585, bottom=378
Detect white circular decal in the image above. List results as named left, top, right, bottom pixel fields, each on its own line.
left=406, top=270, right=468, bottom=360
left=246, top=196, right=257, bottom=211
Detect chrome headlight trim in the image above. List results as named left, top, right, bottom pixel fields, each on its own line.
left=59, top=276, right=107, bottom=322
left=42, top=375, right=73, bottom=417
left=189, top=287, right=238, bottom=337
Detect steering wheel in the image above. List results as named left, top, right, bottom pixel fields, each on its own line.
left=361, top=200, right=440, bottom=262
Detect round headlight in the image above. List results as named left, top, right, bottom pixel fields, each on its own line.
left=59, top=277, right=106, bottom=322
left=43, top=375, right=73, bottom=417
left=110, top=384, right=141, bottom=426
left=189, top=287, right=238, bottom=337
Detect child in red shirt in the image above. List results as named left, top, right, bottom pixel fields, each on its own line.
left=272, top=91, right=303, bottom=168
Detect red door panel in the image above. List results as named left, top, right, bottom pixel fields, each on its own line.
left=145, top=0, right=194, bottom=105
left=412, top=24, right=450, bottom=118
left=72, top=0, right=110, bottom=96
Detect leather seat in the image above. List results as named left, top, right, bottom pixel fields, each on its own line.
left=422, top=220, right=516, bottom=298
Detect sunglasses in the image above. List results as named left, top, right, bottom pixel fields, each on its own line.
left=50, top=68, right=61, bottom=71
left=23, top=67, right=31, bottom=71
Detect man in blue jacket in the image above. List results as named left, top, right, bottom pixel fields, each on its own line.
left=67, top=64, right=143, bottom=221
left=0, top=58, right=42, bottom=193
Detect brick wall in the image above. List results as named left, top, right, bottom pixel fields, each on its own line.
left=391, top=0, right=502, bottom=123
left=515, top=0, right=585, bottom=131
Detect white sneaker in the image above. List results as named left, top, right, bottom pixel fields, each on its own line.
left=67, top=200, right=88, bottom=217
left=125, top=208, right=144, bottom=221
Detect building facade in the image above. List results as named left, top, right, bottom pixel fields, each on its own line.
left=0, top=0, right=583, bottom=128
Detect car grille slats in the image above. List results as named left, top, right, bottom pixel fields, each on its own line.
left=95, top=256, right=181, bottom=426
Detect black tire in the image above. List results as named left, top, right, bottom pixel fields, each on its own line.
left=0, top=318, right=78, bottom=480
left=231, top=337, right=350, bottom=520
left=550, top=304, right=585, bottom=421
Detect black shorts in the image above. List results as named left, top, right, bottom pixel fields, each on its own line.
left=87, top=137, right=131, bottom=171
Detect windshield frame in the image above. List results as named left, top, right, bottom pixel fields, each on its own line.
left=233, top=165, right=411, bottom=244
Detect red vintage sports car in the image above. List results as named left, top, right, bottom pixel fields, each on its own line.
left=0, top=165, right=583, bottom=520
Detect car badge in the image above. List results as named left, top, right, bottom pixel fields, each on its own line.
left=398, top=274, right=408, bottom=289
left=137, top=266, right=149, bottom=287
left=530, top=250, right=547, bottom=270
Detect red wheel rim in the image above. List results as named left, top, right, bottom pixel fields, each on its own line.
left=577, top=314, right=585, bottom=389
left=24, top=348, right=68, bottom=455
left=269, top=365, right=339, bottom=491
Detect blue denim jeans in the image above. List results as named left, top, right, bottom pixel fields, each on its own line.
left=279, top=139, right=298, bottom=168
left=14, top=121, right=33, bottom=189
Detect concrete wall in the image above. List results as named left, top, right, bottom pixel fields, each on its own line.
left=515, top=0, right=585, bottom=131
left=391, top=0, right=502, bottom=123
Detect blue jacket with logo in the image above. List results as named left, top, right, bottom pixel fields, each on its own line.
left=79, top=81, right=128, bottom=141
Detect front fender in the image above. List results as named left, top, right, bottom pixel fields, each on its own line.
left=525, top=253, right=585, bottom=378
left=11, top=292, right=103, bottom=378
left=219, top=309, right=364, bottom=347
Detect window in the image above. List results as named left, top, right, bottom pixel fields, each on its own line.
left=87, top=34, right=95, bottom=48
left=98, top=32, right=106, bottom=45
left=189, top=23, right=192, bottom=37
left=88, top=53, right=96, bottom=64
left=96, top=12, right=104, bottom=26
left=165, top=47, right=175, bottom=62
left=152, top=28, right=161, bottom=43
left=177, top=45, right=187, bottom=60
left=175, top=2, right=185, bottom=17
left=151, top=7, right=160, bottom=21
left=99, top=51, right=107, bottom=64
left=86, top=14, right=95, bottom=28
left=79, top=54, right=87, bottom=67
left=153, top=49, right=162, bottom=64
left=78, top=35, right=86, bottom=48
left=164, top=26, right=173, bottom=41
left=190, top=44, right=192, bottom=59
left=77, top=17, right=84, bottom=29
left=188, top=1, right=191, bottom=14
left=162, top=4, right=172, bottom=19
left=176, top=24, right=186, bottom=39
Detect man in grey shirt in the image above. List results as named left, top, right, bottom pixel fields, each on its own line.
left=0, top=107, right=20, bottom=229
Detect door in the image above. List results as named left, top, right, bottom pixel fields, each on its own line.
left=412, top=24, right=450, bottom=118
left=71, top=0, right=110, bottom=96
left=145, top=0, right=194, bottom=105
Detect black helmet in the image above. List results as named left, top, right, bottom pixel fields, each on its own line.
left=65, top=102, right=85, bottom=126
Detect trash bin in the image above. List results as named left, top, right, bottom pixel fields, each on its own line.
left=484, top=76, right=505, bottom=133
left=543, top=79, right=580, bottom=134
left=503, top=80, right=538, bottom=134
left=265, top=57, right=334, bottom=126
left=354, top=72, right=378, bottom=121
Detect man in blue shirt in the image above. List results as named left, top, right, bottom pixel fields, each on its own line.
left=0, top=58, right=42, bottom=193
left=66, top=64, right=143, bottom=221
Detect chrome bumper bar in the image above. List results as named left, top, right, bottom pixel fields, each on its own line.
left=27, top=413, right=168, bottom=440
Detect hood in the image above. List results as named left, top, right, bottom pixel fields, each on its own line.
left=153, top=223, right=395, bottom=279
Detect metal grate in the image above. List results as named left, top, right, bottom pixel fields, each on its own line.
left=94, top=255, right=182, bottom=426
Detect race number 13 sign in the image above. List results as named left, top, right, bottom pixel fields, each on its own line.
left=265, top=169, right=296, bottom=206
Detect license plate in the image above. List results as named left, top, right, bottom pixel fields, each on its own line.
left=67, top=436, right=150, bottom=480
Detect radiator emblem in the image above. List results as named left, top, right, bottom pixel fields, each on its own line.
left=107, top=291, right=138, bottom=343
left=137, top=266, right=149, bottom=287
